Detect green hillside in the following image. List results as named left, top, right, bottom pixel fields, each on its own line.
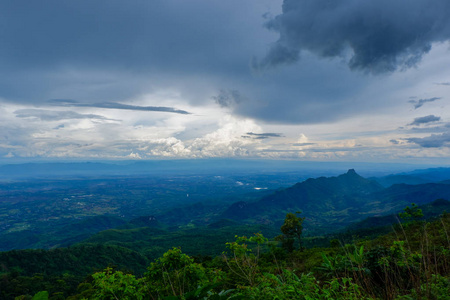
left=79, top=224, right=280, bottom=260
left=221, top=170, right=450, bottom=234
left=1, top=210, right=448, bottom=300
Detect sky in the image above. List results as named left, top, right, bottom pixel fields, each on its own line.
left=1, top=0, right=450, bottom=164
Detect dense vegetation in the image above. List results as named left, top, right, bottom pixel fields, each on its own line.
left=3, top=169, right=450, bottom=251
left=0, top=173, right=291, bottom=251
left=1, top=207, right=449, bottom=299
left=2, top=168, right=450, bottom=299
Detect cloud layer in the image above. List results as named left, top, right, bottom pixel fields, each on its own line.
left=49, top=99, right=190, bottom=115
left=242, top=132, right=284, bottom=139
left=14, top=109, right=114, bottom=121
left=1, top=1, right=450, bottom=162
left=409, top=115, right=441, bottom=126
left=407, top=133, right=450, bottom=148
left=409, top=97, right=441, bottom=109
left=254, top=0, right=450, bottom=73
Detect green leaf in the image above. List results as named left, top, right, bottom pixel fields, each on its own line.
left=31, top=291, right=49, bottom=300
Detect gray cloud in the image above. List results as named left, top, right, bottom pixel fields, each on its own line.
left=253, top=0, right=450, bottom=73
left=0, top=0, right=271, bottom=105
left=435, top=82, right=450, bottom=86
left=1, top=0, right=441, bottom=128
left=48, top=99, right=191, bottom=115
left=262, top=146, right=373, bottom=153
left=407, top=123, right=450, bottom=133
left=213, top=90, right=243, bottom=108
left=293, top=142, right=315, bottom=146
left=14, top=109, right=114, bottom=121
left=408, top=97, right=441, bottom=109
left=242, top=132, right=284, bottom=139
left=0, top=0, right=379, bottom=126
left=390, top=139, right=400, bottom=145
left=408, top=115, right=441, bottom=126
left=407, top=132, right=450, bottom=148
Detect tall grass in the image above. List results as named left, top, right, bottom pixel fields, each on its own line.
left=319, top=213, right=450, bottom=299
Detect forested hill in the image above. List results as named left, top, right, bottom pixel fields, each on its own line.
left=221, top=169, right=450, bottom=232
left=1, top=167, right=450, bottom=299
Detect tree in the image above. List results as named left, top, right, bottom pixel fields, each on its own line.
left=279, top=211, right=305, bottom=252
left=399, top=203, right=424, bottom=223
left=223, top=233, right=268, bottom=287
left=91, top=268, right=143, bottom=300
left=144, top=247, right=207, bottom=298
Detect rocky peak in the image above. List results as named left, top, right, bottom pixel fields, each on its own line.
left=347, top=169, right=357, bottom=175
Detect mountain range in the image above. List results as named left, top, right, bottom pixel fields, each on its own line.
left=220, top=169, right=450, bottom=233
left=2, top=168, right=450, bottom=252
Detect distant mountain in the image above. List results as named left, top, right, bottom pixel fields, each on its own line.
left=220, top=169, right=450, bottom=233
left=369, top=183, right=450, bottom=213
left=258, top=169, right=382, bottom=211
left=345, top=198, right=450, bottom=232
left=373, top=175, right=432, bottom=187
left=373, top=167, right=450, bottom=187
left=0, top=159, right=429, bottom=180
left=0, top=160, right=342, bottom=179
left=327, top=199, right=450, bottom=243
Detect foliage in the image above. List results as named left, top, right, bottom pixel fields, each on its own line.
left=0, top=244, right=149, bottom=277
left=144, top=247, right=208, bottom=298
left=2, top=204, right=449, bottom=300
left=236, top=270, right=366, bottom=299
left=278, top=212, right=305, bottom=252
left=31, top=291, right=49, bottom=300
left=399, top=203, right=424, bottom=223
left=222, top=233, right=268, bottom=287
left=90, top=268, right=144, bottom=300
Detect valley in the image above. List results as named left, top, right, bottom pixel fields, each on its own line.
left=1, top=163, right=450, bottom=299
left=2, top=166, right=450, bottom=252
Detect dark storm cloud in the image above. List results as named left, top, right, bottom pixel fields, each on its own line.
left=48, top=99, right=191, bottom=115
left=242, top=132, right=284, bottom=139
left=253, top=0, right=450, bottom=73
left=407, top=133, right=450, bottom=148
left=0, top=0, right=258, bottom=103
left=213, top=90, right=243, bottom=108
left=14, top=109, right=114, bottom=121
left=0, top=1, right=231, bottom=70
left=408, top=115, right=441, bottom=126
left=408, top=97, right=441, bottom=109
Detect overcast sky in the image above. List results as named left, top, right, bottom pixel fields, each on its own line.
left=1, top=0, right=450, bottom=163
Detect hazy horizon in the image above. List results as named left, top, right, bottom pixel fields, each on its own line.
left=0, top=158, right=446, bottom=180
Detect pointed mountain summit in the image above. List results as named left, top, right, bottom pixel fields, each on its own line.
left=221, top=170, right=383, bottom=228
left=347, top=168, right=357, bottom=174
left=259, top=169, right=382, bottom=208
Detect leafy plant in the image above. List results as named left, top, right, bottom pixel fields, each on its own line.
left=399, top=203, right=424, bottom=223
left=91, top=267, right=144, bottom=300
left=222, top=233, right=268, bottom=287
left=278, top=212, right=305, bottom=252
left=144, top=247, right=208, bottom=298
